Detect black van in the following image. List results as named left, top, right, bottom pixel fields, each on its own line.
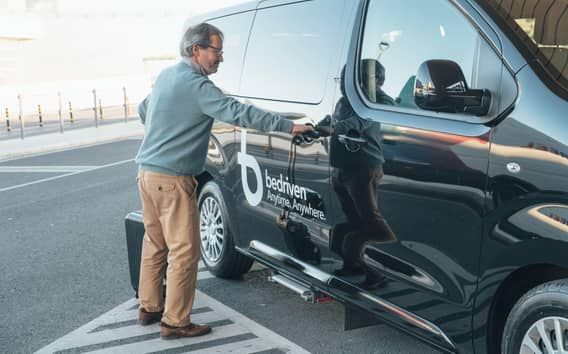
left=126, top=0, right=568, bottom=353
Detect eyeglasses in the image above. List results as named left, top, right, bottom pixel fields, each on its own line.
left=204, top=45, right=223, bottom=57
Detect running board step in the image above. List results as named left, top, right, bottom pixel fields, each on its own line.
left=246, top=240, right=457, bottom=353
left=268, top=274, right=332, bottom=304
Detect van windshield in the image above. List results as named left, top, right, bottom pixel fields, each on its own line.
left=479, top=0, right=568, bottom=99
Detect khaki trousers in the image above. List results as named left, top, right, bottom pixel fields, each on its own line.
left=137, top=170, right=200, bottom=327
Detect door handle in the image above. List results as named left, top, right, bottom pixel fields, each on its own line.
left=338, top=134, right=366, bottom=144
left=338, top=134, right=366, bottom=152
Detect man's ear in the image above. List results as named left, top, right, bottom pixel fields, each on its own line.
left=191, top=45, right=200, bottom=57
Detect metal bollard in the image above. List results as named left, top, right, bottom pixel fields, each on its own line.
left=122, top=86, right=129, bottom=122
left=38, top=104, right=43, bottom=127
left=18, top=94, right=24, bottom=139
left=92, top=89, right=98, bottom=128
left=98, top=98, right=103, bottom=120
left=5, top=108, right=10, bottom=132
left=68, top=101, right=74, bottom=123
left=58, top=91, right=63, bottom=133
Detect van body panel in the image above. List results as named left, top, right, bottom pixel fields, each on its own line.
left=335, top=1, right=505, bottom=350
left=472, top=64, right=568, bottom=353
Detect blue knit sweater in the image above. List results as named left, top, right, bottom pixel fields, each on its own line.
left=135, top=61, right=294, bottom=176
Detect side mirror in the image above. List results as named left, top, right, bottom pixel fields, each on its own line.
left=414, top=60, right=491, bottom=116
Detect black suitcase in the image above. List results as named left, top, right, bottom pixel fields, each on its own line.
left=125, top=211, right=145, bottom=295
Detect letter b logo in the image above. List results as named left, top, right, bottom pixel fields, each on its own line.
left=237, top=130, right=263, bottom=206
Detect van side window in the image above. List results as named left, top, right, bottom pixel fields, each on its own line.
left=478, top=0, right=568, bottom=99
left=239, top=0, right=345, bottom=104
left=358, top=0, right=480, bottom=112
left=209, top=11, right=255, bottom=95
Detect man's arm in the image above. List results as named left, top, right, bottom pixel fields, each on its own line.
left=195, top=78, right=294, bottom=133
left=138, top=95, right=149, bottom=124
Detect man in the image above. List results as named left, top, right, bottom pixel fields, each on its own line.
left=135, top=22, right=313, bottom=339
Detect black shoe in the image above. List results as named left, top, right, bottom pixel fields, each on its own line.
left=359, top=272, right=387, bottom=290
left=334, top=265, right=365, bottom=277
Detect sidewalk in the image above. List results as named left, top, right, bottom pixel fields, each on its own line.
left=0, top=120, right=144, bottom=161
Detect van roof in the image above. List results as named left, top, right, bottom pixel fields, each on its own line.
left=181, top=0, right=259, bottom=39
left=185, top=1, right=259, bottom=25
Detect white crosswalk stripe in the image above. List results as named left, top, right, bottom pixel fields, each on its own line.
left=0, top=165, right=98, bottom=173
left=35, top=262, right=304, bottom=354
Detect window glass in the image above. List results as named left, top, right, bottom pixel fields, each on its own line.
left=478, top=0, right=568, bottom=98
left=208, top=11, right=255, bottom=94
left=240, top=0, right=344, bottom=103
left=359, top=0, right=479, bottom=111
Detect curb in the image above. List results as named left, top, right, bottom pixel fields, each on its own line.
left=0, top=121, right=144, bottom=162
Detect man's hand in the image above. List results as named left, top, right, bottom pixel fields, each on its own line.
left=291, top=123, right=315, bottom=135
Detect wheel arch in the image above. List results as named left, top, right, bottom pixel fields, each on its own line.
left=486, top=263, right=568, bottom=354
left=195, top=170, right=214, bottom=199
left=196, top=174, right=253, bottom=277
left=477, top=196, right=568, bottom=353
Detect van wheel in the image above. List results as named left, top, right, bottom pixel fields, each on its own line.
left=502, top=279, right=568, bottom=354
left=198, top=181, right=253, bottom=278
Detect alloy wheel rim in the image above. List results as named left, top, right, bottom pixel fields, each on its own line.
left=521, top=316, right=568, bottom=354
left=199, top=196, right=224, bottom=263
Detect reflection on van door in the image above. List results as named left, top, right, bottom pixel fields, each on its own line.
left=327, top=107, right=491, bottom=341
left=326, top=0, right=505, bottom=343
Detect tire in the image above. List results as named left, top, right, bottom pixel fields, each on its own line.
left=502, top=279, right=568, bottom=354
left=197, top=181, right=253, bottom=278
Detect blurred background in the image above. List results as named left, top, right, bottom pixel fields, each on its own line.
left=0, top=0, right=246, bottom=130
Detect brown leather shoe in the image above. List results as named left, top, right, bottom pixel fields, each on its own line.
left=138, top=308, right=163, bottom=326
left=160, top=322, right=212, bottom=339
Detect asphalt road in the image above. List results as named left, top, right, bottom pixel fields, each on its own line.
left=0, top=139, right=440, bottom=353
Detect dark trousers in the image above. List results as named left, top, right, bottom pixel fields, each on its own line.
left=331, top=166, right=396, bottom=268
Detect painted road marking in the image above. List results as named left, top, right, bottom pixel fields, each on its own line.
left=0, top=158, right=134, bottom=193
left=35, top=295, right=306, bottom=354
left=0, top=166, right=98, bottom=173
left=35, top=262, right=292, bottom=354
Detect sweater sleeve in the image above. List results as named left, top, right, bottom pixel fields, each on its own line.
left=195, top=77, right=294, bottom=133
left=138, top=95, right=149, bottom=124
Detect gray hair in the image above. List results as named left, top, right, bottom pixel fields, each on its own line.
left=180, top=22, right=224, bottom=58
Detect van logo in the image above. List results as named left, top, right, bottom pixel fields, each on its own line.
left=236, top=130, right=326, bottom=221
left=237, top=130, right=263, bottom=206
left=506, top=162, right=521, bottom=174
